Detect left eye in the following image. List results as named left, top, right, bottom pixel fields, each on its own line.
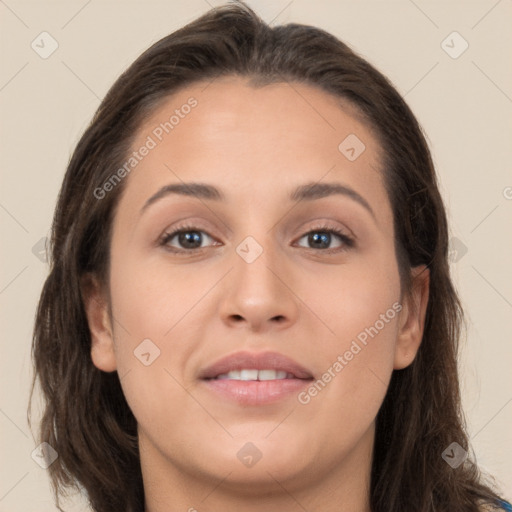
left=295, top=228, right=354, bottom=251
left=160, top=226, right=354, bottom=252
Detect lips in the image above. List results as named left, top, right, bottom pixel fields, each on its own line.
left=199, top=350, right=314, bottom=381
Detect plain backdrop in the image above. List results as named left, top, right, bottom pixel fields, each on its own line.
left=1, top=0, right=511, bottom=510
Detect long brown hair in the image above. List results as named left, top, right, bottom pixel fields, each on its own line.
left=28, top=2, right=509, bottom=511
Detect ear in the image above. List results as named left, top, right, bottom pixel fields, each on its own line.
left=80, top=273, right=117, bottom=372
left=394, top=264, right=430, bottom=370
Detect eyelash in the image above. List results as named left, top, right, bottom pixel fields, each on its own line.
left=159, top=222, right=355, bottom=255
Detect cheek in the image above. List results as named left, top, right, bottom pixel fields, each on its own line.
left=305, top=246, right=401, bottom=349
left=298, top=252, right=400, bottom=420
left=107, top=253, right=204, bottom=438
left=107, top=247, right=213, bottom=407
left=109, top=248, right=205, bottom=342
left=299, top=306, right=398, bottom=451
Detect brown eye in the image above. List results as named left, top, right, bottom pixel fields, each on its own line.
left=295, top=226, right=354, bottom=252
left=160, top=225, right=218, bottom=252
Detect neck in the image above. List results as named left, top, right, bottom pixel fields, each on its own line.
left=141, top=424, right=374, bottom=512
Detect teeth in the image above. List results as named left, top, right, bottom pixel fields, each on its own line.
left=215, top=369, right=291, bottom=381
left=258, top=369, right=287, bottom=381
left=240, top=369, right=258, bottom=380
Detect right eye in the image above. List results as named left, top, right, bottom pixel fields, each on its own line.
left=160, top=224, right=220, bottom=252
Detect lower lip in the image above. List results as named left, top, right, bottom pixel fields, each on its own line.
left=201, top=378, right=312, bottom=405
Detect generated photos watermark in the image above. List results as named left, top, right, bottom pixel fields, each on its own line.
left=298, top=301, right=402, bottom=405
left=93, top=97, right=198, bottom=200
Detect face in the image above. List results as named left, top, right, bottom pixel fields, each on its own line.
left=84, top=76, right=429, bottom=498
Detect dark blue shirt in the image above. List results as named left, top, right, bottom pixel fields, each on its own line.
left=498, top=499, right=512, bottom=511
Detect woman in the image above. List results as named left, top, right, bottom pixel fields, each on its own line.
left=28, top=2, right=511, bottom=511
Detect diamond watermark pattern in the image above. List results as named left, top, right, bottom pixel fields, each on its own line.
left=32, top=237, right=48, bottom=263
left=31, top=31, right=59, bottom=59
left=237, top=442, right=263, bottom=468
left=441, top=31, right=469, bottom=59
left=134, top=338, right=161, bottom=366
left=442, top=441, right=467, bottom=469
left=338, top=134, right=366, bottom=161
left=31, top=442, right=58, bottom=469
left=236, top=236, right=263, bottom=264
left=448, top=237, right=468, bottom=263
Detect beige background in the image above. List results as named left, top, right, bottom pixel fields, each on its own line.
left=1, top=0, right=511, bottom=510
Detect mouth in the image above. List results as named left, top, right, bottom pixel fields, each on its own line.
left=199, top=351, right=314, bottom=405
left=210, top=369, right=299, bottom=381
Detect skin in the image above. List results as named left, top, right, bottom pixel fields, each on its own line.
left=82, top=76, right=429, bottom=512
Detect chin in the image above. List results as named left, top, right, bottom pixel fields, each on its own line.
left=199, top=433, right=313, bottom=483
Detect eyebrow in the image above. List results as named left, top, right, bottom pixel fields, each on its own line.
left=140, top=181, right=375, bottom=220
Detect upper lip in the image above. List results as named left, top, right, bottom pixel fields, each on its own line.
left=199, top=350, right=314, bottom=380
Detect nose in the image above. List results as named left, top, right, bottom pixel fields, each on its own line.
left=218, top=238, right=300, bottom=333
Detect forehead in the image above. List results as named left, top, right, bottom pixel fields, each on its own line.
left=119, top=75, right=388, bottom=220
left=136, top=75, right=378, bottom=158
